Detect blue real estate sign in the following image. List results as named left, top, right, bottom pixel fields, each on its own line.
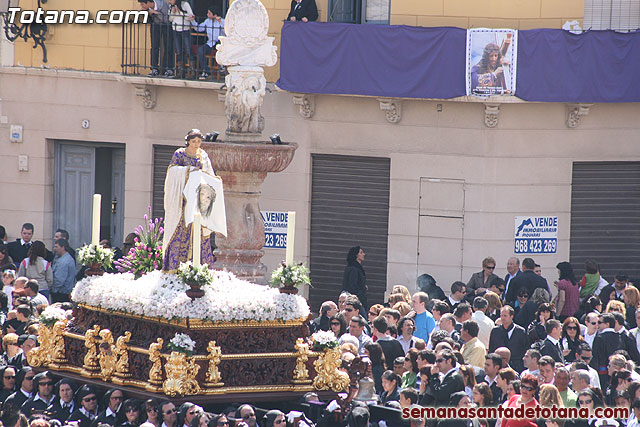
left=261, top=211, right=288, bottom=249
left=514, top=216, right=558, bottom=254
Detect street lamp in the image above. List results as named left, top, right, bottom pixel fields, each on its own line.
left=0, top=0, right=48, bottom=63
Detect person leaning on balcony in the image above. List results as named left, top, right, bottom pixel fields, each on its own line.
left=287, top=0, right=318, bottom=22
left=169, top=0, right=196, bottom=79
left=138, top=0, right=173, bottom=78
left=192, top=8, right=225, bottom=80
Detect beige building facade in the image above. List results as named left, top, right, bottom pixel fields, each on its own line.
left=1, top=0, right=638, bottom=305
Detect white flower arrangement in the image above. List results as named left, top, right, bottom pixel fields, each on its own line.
left=39, top=306, right=67, bottom=328
left=168, top=332, right=196, bottom=356
left=71, top=270, right=311, bottom=323
left=269, top=261, right=311, bottom=288
left=311, top=330, right=339, bottom=352
left=77, top=244, right=114, bottom=269
left=177, top=262, right=215, bottom=286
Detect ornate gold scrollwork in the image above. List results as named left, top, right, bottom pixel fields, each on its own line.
left=205, top=341, right=224, bottom=387
left=97, top=329, right=117, bottom=381
left=27, top=321, right=56, bottom=367
left=312, top=347, right=349, bottom=392
left=292, top=338, right=311, bottom=384
left=50, top=319, right=69, bottom=366
left=81, top=325, right=101, bottom=376
left=112, top=331, right=132, bottom=384
left=145, top=338, right=164, bottom=392
left=163, top=351, right=201, bottom=397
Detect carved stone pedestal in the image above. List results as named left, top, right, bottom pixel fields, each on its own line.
left=203, top=142, right=297, bottom=283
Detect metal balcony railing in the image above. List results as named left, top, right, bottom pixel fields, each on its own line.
left=121, top=16, right=225, bottom=82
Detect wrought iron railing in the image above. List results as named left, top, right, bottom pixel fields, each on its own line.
left=121, top=16, right=225, bottom=81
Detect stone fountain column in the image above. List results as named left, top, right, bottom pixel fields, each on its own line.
left=202, top=0, right=297, bottom=284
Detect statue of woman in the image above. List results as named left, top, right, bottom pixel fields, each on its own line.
left=162, top=129, right=216, bottom=271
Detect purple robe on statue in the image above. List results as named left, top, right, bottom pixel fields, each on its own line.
left=162, top=148, right=215, bottom=272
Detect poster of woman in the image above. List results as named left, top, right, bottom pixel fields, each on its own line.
left=466, top=28, right=518, bottom=97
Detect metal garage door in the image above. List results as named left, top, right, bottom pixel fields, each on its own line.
left=152, top=145, right=180, bottom=220
left=570, top=161, right=640, bottom=281
left=309, top=154, right=391, bottom=311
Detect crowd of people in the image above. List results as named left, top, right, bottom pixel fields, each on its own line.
left=303, top=249, right=640, bottom=426
left=3, top=221, right=640, bottom=427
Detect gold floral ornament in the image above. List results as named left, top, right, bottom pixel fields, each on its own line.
left=312, top=347, right=349, bottom=392
left=205, top=341, right=224, bottom=387
left=163, top=351, right=201, bottom=397
left=292, top=338, right=311, bottom=384
left=113, top=331, right=132, bottom=384
left=27, top=323, right=53, bottom=367
left=97, top=329, right=117, bottom=381
left=82, top=325, right=101, bottom=376
left=146, top=338, right=164, bottom=391
left=50, top=319, right=69, bottom=366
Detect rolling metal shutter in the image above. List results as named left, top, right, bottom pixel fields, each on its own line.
left=570, top=161, right=640, bottom=281
left=152, top=145, right=180, bottom=220
left=309, top=154, right=391, bottom=311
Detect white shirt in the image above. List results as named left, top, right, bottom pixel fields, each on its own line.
left=484, top=375, right=497, bottom=386
left=547, top=335, right=560, bottom=346
left=33, top=393, right=54, bottom=405
left=522, top=368, right=539, bottom=377
left=59, top=398, right=74, bottom=412
left=80, top=407, right=97, bottom=420
left=472, top=310, right=495, bottom=348
left=396, top=335, right=419, bottom=353
left=449, top=295, right=461, bottom=307
left=194, top=18, right=225, bottom=47
left=586, top=365, right=601, bottom=389
left=584, top=330, right=597, bottom=348
left=595, top=277, right=608, bottom=295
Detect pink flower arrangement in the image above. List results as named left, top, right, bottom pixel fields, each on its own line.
left=115, top=207, right=164, bottom=279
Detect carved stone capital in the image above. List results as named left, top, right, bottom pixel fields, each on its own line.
left=566, top=104, right=592, bottom=128
left=292, top=93, right=315, bottom=119
left=484, top=103, right=500, bottom=128
left=134, top=85, right=156, bottom=109
left=378, top=98, right=402, bottom=124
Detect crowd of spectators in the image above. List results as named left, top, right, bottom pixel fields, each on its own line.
left=303, top=251, right=640, bottom=426
left=4, top=222, right=640, bottom=426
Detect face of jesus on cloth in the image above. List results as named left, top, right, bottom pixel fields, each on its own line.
left=197, top=184, right=216, bottom=219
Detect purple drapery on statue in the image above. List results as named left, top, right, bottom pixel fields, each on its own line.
left=162, top=149, right=215, bottom=272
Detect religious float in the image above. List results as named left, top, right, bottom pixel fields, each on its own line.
left=27, top=269, right=350, bottom=403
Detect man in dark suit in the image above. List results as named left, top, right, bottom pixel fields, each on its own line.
left=91, top=388, right=124, bottom=427
left=540, top=319, right=565, bottom=364
left=68, top=385, right=99, bottom=427
left=21, top=371, right=56, bottom=417
left=7, top=223, right=34, bottom=264
left=488, top=305, right=528, bottom=372
left=428, top=349, right=464, bottom=407
left=503, top=257, right=520, bottom=300
left=481, top=353, right=503, bottom=404
left=504, top=257, right=549, bottom=305
left=310, top=301, right=338, bottom=333
left=611, top=311, right=640, bottom=363
left=287, top=0, right=318, bottom=22
left=599, top=273, right=628, bottom=308
left=593, top=313, right=625, bottom=389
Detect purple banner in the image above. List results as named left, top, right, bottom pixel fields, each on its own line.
left=516, top=29, right=640, bottom=103
left=278, top=22, right=640, bottom=103
left=277, top=22, right=467, bottom=99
